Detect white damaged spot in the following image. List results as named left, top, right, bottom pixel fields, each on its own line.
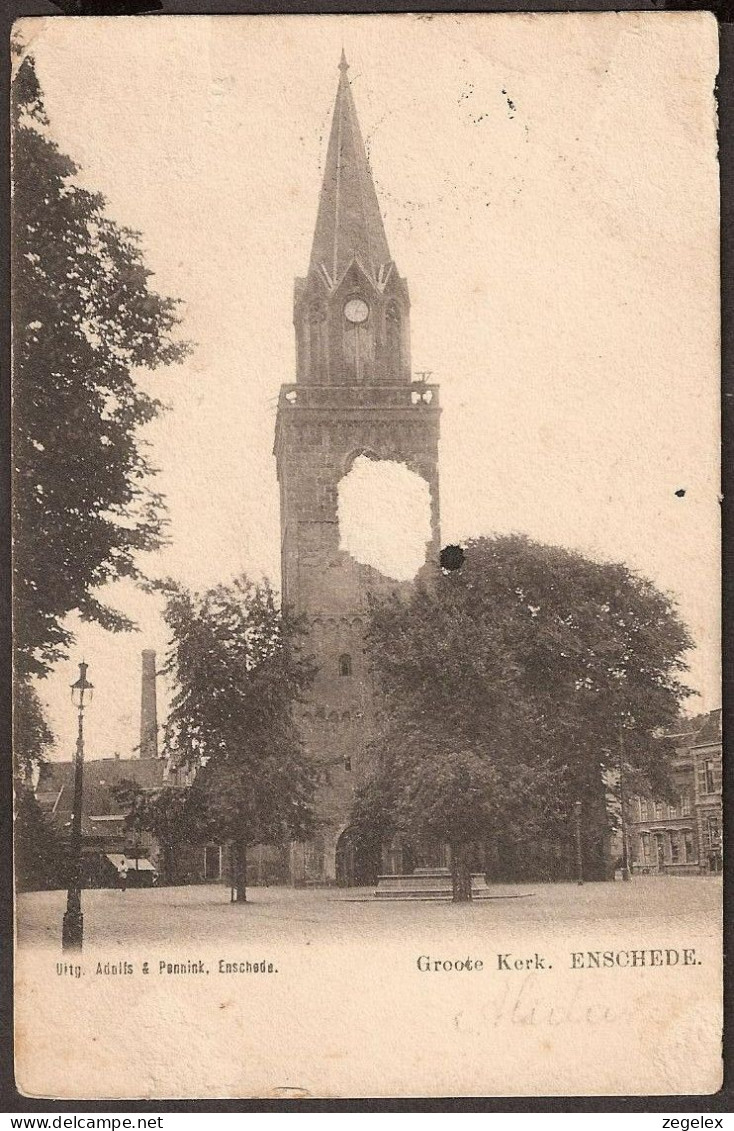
left=337, top=455, right=432, bottom=582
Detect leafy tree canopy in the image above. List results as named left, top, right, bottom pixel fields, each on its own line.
left=15, top=786, right=69, bottom=892
left=354, top=534, right=693, bottom=887
left=162, top=576, right=317, bottom=897
left=12, top=50, right=190, bottom=678
left=13, top=675, right=63, bottom=892
left=111, top=778, right=193, bottom=883
left=13, top=676, right=54, bottom=783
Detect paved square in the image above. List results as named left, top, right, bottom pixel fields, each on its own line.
left=17, top=875, right=722, bottom=950
left=15, top=877, right=722, bottom=1099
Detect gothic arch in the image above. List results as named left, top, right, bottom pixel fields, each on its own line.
left=335, top=825, right=381, bottom=887
left=341, top=447, right=381, bottom=478
left=341, top=445, right=428, bottom=483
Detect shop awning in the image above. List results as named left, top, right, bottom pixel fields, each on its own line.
left=105, top=854, right=156, bottom=872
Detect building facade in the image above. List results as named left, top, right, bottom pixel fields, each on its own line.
left=629, top=709, right=722, bottom=875
left=36, top=755, right=165, bottom=887
left=35, top=754, right=231, bottom=889
left=691, top=709, right=723, bottom=873
left=274, top=56, right=441, bottom=884
left=33, top=653, right=226, bottom=890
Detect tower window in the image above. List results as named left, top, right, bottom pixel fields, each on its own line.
left=344, top=756, right=352, bottom=772
left=309, top=302, right=326, bottom=380
left=386, top=301, right=402, bottom=379
left=339, top=653, right=352, bottom=677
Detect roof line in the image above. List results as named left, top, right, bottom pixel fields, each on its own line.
left=333, top=75, right=343, bottom=282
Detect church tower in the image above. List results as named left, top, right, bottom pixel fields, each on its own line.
left=274, top=54, right=440, bottom=885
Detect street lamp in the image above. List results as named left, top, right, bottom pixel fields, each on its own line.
left=62, top=661, right=93, bottom=951
left=574, top=800, right=583, bottom=885
left=618, top=723, right=631, bottom=881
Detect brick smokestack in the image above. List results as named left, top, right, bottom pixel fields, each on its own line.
left=140, top=649, right=158, bottom=759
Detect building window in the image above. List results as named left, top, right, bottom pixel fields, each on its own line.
left=706, top=816, right=721, bottom=849
left=703, top=816, right=722, bottom=871
left=698, top=757, right=720, bottom=797
left=654, top=801, right=663, bottom=820
left=670, top=834, right=680, bottom=864
left=339, top=653, right=352, bottom=677
left=344, top=756, right=352, bottom=772
left=684, top=831, right=695, bottom=862
left=641, top=833, right=651, bottom=863
left=681, top=792, right=691, bottom=816
left=705, top=759, right=716, bottom=794
left=639, top=798, right=649, bottom=821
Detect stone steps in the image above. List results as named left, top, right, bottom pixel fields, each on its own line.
left=374, top=869, right=493, bottom=901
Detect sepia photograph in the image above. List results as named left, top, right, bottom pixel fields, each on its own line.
left=11, top=12, right=722, bottom=1099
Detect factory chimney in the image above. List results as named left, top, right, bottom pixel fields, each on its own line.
left=140, top=649, right=158, bottom=759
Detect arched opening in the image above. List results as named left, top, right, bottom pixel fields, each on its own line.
left=335, top=827, right=381, bottom=888
left=339, top=653, right=352, bottom=677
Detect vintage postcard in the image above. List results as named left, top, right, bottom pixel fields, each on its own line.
left=12, top=12, right=721, bottom=1099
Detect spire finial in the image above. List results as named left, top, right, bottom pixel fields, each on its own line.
left=309, top=53, right=392, bottom=285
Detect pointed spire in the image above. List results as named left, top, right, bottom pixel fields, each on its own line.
left=309, top=55, right=392, bottom=286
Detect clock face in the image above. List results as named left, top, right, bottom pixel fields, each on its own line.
left=344, top=298, right=369, bottom=324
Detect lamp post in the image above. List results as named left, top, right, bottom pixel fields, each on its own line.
left=618, top=723, right=631, bottom=881
left=62, top=661, right=93, bottom=951
left=574, top=800, right=583, bottom=885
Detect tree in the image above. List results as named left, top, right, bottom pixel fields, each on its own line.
left=13, top=676, right=53, bottom=787
left=162, top=576, right=316, bottom=901
left=14, top=786, right=69, bottom=892
left=110, top=778, right=146, bottom=871
left=111, top=778, right=192, bottom=884
left=13, top=677, right=68, bottom=891
left=138, top=787, right=194, bottom=884
left=355, top=534, right=693, bottom=889
left=11, top=50, right=190, bottom=679
left=352, top=745, right=556, bottom=901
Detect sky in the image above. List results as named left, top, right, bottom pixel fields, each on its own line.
left=16, top=12, right=720, bottom=760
